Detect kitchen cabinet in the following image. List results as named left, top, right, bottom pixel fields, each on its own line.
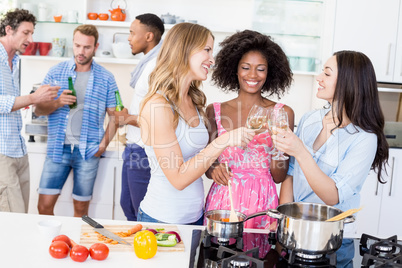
left=27, top=145, right=126, bottom=220
left=333, top=0, right=402, bottom=83
left=252, top=0, right=326, bottom=74
left=356, top=148, right=402, bottom=238
left=13, top=0, right=333, bottom=75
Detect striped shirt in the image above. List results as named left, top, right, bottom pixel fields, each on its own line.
left=42, top=58, right=118, bottom=163
left=0, top=43, right=26, bottom=158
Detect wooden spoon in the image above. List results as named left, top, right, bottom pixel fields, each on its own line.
left=326, top=207, right=363, bottom=222
left=225, top=163, right=238, bottom=222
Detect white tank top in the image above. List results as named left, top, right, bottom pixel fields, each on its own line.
left=140, top=107, right=209, bottom=224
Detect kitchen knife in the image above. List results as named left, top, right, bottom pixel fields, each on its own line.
left=82, top=215, right=131, bottom=246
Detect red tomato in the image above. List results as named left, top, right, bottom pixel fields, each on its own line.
left=70, top=245, right=89, bottom=262
left=52, top=235, right=72, bottom=248
left=89, top=243, right=109, bottom=261
left=49, top=241, right=70, bottom=259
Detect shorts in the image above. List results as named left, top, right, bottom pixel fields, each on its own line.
left=38, top=145, right=100, bottom=201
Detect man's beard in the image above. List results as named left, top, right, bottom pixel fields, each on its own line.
left=75, top=52, right=95, bottom=65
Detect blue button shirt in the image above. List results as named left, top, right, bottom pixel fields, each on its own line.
left=42, top=58, right=118, bottom=163
left=288, top=108, right=377, bottom=212
left=0, top=43, right=26, bottom=158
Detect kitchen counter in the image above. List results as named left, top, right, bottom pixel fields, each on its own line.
left=1, top=212, right=204, bottom=268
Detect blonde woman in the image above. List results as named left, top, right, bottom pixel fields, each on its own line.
left=137, top=23, right=256, bottom=225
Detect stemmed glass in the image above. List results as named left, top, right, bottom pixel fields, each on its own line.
left=267, top=108, right=278, bottom=156
left=269, top=108, right=289, bottom=160
left=244, top=104, right=269, bottom=160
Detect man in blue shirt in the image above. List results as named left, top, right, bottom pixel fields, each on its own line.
left=35, top=24, right=120, bottom=217
left=0, top=9, right=58, bottom=213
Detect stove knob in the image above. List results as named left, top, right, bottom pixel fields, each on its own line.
left=230, top=256, right=250, bottom=268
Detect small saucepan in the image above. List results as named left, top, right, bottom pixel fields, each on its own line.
left=205, top=209, right=268, bottom=239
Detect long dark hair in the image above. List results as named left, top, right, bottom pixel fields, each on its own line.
left=333, top=50, right=389, bottom=182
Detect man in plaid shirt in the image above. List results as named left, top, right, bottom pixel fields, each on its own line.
left=0, top=9, right=58, bottom=213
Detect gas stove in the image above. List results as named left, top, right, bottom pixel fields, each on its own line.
left=188, top=231, right=402, bottom=268
left=189, top=230, right=337, bottom=268
left=359, top=234, right=402, bottom=267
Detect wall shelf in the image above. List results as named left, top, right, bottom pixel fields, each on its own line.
left=20, top=55, right=139, bottom=65
left=37, top=21, right=81, bottom=25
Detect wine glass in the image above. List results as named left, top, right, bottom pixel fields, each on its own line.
left=269, top=108, right=289, bottom=160
left=267, top=108, right=278, bottom=156
left=243, top=105, right=269, bottom=160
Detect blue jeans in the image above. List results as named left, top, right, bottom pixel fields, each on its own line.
left=120, top=144, right=150, bottom=221
left=336, top=238, right=354, bottom=268
left=38, top=145, right=100, bottom=201
left=138, top=207, right=204, bottom=226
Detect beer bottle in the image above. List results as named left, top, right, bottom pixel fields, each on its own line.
left=68, top=77, right=77, bottom=109
left=115, top=91, right=124, bottom=111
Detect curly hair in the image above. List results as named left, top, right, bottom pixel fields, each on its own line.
left=212, top=30, right=292, bottom=99
left=0, top=8, right=36, bottom=37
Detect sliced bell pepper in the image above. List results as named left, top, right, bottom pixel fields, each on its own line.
left=155, top=233, right=177, bottom=247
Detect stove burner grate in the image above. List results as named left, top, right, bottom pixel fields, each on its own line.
left=218, top=246, right=265, bottom=268
left=203, top=233, right=244, bottom=250
left=360, top=233, right=402, bottom=267
left=280, top=249, right=337, bottom=268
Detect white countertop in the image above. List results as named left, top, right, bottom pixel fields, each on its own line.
left=1, top=212, right=204, bottom=268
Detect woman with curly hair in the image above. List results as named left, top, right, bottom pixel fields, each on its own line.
left=137, top=23, right=255, bottom=225
left=204, top=30, right=294, bottom=232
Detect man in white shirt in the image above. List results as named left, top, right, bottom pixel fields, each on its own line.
left=115, top=13, right=164, bottom=221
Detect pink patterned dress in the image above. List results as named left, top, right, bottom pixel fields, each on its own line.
left=205, top=102, right=284, bottom=229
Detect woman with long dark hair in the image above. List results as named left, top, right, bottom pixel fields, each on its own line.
left=275, top=50, right=389, bottom=267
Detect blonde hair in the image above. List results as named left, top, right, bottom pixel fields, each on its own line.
left=140, top=23, right=214, bottom=128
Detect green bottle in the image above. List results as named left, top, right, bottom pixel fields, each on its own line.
left=115, top=91, right=124, bottom=111
left=68, top=77, right=77, bottom=109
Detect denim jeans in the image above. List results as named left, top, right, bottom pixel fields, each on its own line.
left=38, top=145, right=100, bottom=201
left=137, top=207, right=204, bottom=226
left=120, top=144, right=150, bottom=221
left=336, top=238, right=354, bottom=268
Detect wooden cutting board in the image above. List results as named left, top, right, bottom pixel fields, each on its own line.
left=80, top=224, right=185, bottom=252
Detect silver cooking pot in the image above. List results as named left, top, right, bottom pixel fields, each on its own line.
left=267, top=202, right=355, bottom=254
left=205, top=209, right=268, bottom=239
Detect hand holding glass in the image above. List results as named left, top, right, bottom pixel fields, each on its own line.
left=244, top=105, right=268, bottom=159
left=270, top=109, right=289, bottom=160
